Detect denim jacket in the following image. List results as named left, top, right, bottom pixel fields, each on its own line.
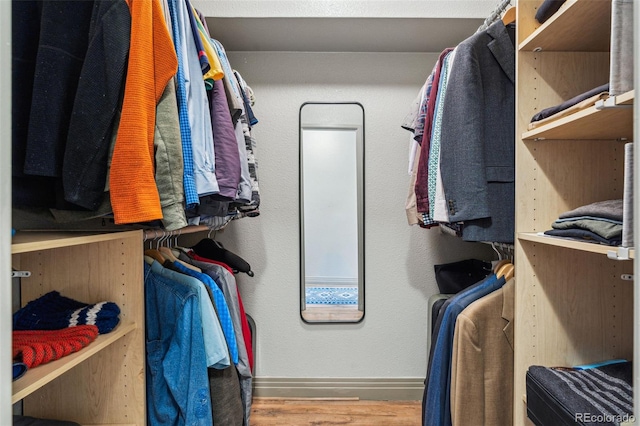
left=144, top=261, right=212, bottom=426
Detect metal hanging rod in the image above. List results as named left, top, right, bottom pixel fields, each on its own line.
left=142, top=217, right=232, bottom=242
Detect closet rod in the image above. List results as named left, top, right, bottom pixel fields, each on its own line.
left=143, top=222, right=229, bottom=241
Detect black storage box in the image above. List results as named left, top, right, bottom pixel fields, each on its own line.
left=526, top=362, right=633, bottom=425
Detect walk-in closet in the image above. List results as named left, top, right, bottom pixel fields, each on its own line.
left=1, top=0, right=638, bottom=425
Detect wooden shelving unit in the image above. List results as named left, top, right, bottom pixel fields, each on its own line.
left=514, top=0, right=635, bottom=424
left=522, top=91, right=634, bottom=141
left=519, top=0, right=611, bottom=52
left=12, top=322, right=137, bottom=403
left=518, top=232, right=635, bottom=259
left=11, top=230, right=145, bottom=425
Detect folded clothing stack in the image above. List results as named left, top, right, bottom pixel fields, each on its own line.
left=13, top=291, right=121, bottom=334
left=544, top=200, right=623, bottom=246
left=526, top=361, right=633, bottom=426
left=13, top=325, right=99, bottom=368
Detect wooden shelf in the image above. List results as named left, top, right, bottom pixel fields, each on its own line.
left=522, top=91, right=634, bottom=140
left=519, top=0, right=611, bottom=52
left=518, top=232, right=634, bottom=259
left=12, top=322, right=137, bottom=403
left=12, top=230, right=141, bottom=254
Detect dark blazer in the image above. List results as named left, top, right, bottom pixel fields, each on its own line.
left=439, top=21, right=515, bottom=243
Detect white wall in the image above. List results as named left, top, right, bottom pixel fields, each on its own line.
left=218, top=51, right=494, bottom=379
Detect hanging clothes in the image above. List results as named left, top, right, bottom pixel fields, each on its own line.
left=438, top=21, right=515, bottom=243
left=63, top=0, right=131, bottom=210
left=423, top=273, right=507, bottom=426
left=180, top=252, right=254, bottom=425
left=144, top=260, right=213, bottom=426
left=450, top=278, right=514, bottom=426
left=109, top=0, right=177, bottom=224
left=12, top=0, right=261, bottom=232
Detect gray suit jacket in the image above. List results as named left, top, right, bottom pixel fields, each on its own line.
left=440, top=21, right=515, bottom=243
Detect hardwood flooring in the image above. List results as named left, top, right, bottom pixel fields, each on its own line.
left=301, top=305, right=363, bottom=322
left=250, top=398, right=422, bottom=425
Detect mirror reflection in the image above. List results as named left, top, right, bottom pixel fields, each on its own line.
left=299, top=103, right=364, bottom=323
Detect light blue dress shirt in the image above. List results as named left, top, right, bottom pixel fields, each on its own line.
left=173, top=261, right=240, bottom=366
left=151, top=260, right=230, bottom=369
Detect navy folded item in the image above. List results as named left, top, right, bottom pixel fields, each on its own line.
left=531, top=83, right=609, bottom=123
left=13, top=291, right=120, bottom=334
left=535, top=0, right=567, bottom=24
left=544, top=228, right=622, bottom=246
left=13, top=416, right=81, bottom=426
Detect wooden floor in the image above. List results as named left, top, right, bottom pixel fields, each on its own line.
left=250, top=398, right=422, bottom=425
left=301, top=305, right=363, bottom=322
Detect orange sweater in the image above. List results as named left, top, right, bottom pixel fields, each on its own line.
left=109, top=0, right=178, bottom=224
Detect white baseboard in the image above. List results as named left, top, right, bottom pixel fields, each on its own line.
left=252, top=377, right=424, bottom=400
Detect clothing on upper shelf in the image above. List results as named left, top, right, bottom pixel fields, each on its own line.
left=529, top=83, right=609, bottom=126
left=544, top=199, right=625, bottom=246
left=13, top=325, right=99, bottom=369
left=534, top=0, right=567, bottom=24
left=12, top=0, right=261, bottom=233
left=560, top=199, right=623, bottom=222
left=13, top=291, right=120, bottom=334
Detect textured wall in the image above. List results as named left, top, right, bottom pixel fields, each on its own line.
left=217, top=51, right=494, bottom=379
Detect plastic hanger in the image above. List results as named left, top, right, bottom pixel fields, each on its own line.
left=502, top=6, right=516, bottom=25
left=191, top=238, right=254, bottom=277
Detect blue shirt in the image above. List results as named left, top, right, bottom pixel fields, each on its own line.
left=424, top=273, right=506, bottom=426
left=166, top=0, right=198, bottom=208
left=150, top=260, right=230, bottom=369
left=144, top=262, right=212, bottom=426
left=173, top=261, right=240, bottom=365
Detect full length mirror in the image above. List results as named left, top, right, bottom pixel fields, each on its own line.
left=300, top=102, right=364, bottom=323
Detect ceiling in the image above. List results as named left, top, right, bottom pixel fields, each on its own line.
left=205, top=17, right=486, bottom=53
